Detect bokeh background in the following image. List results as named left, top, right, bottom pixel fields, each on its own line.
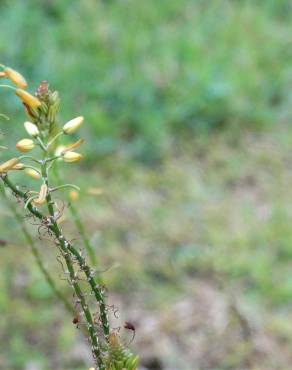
left=1, top=0, right=292, bottom=369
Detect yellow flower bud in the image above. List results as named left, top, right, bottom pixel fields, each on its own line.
left=68, top=190, right=80, bottom=202
left=0, top=158, right=19, bottom=173
left=24, top=121, right=39, bottom=137
left=0, top=71, right=6, bottom=78
left=4, top=67, right=27, bottom=89
left=16, top=138, right=35, bottom=152
left=63, top=116, right=84, bottom=134
left=15, top=89, right=41, bottom=109
left=63, top=151, right=83, bottom=163
left=12, top=163, right=25, bottom=170
left=33, top=184, right=48, bottom=205
left=25, top=168, right=41, bottom=179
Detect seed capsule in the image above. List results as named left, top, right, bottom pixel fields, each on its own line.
left=16, top=138, right=35, bottom=152
left=24, top=121, right=39, bottom=137
left=25, top=168, right=41, bottom=179
left=15, top=89, right=41, bottom=109
left=0, top=158, right=19, bottom=173
left=63, top=151, right=83, bottom=163
left=63, top=116, right=84, bottom=134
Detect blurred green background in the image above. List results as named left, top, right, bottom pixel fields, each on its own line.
left=1, top=0, right=292, bottom=369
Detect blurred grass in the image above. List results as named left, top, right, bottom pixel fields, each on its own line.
left=1, top=0, right=292, bottom=369
left=0, top=0, right=292, bottom=161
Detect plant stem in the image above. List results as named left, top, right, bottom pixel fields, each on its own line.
left=0, top=184, right=74, bottom=314
left=1, top=174, right=109, bottom=369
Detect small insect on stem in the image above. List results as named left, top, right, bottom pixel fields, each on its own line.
left=124, top=321, right=136, bottom=344
left=72, top=313, right=81, bottom=328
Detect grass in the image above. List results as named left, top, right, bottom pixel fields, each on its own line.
left=2, top=124, right=292, bottom=368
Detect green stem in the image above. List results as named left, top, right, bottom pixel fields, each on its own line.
left=0, top=84, right=15, bottom=90
left=51, top=184, right=80, bottom=192
left=0, top=184, right=74, bottom=314
left=1, top=174, right=109, bottom=368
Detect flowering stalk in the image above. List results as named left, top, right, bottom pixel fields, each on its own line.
left=0, top=65, right=138, bottom=369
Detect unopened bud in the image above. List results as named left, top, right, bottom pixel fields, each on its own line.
left=0, top=158, right=19, bottom=173
left=4, top=67, right=27, bottom=89
left=63, top=151, right=83, bottom=163
left=63, top=116, right=84, bottom=134
left=0, top=72, right=5, bottom=78
left=16, top=138, right=35, bottom=152
left=24, top=121, right=39, bottom=137
left=25, top=168, right=41, bottom=179
left=12, top=163, right=25, bottom=170
left=33, top=184, right=48, bottom=205
left=15, top=89, right=41, bottom=109
left=68, top=190, right=79, bottom=202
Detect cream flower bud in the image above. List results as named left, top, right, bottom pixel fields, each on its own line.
left=33, top=184, right=48, bottom=205
left=24, top=121, right=39, bottom=137
left=63, top=151, right=83, bottom=163
left=0, top=158, right=19, bottom=173
left=69, top=190, right=80, bottom=202
left=16, top=138, right=35, bottom=152
left=15, top=89, right=41, bottom=108
left=25, top=168, right=41, bottom=179
left=0, top=71, right=6, bottom=78
left=63, top=116, right=84, bottom=134
left=4, top=67, right=27, bottom=89
left=12, top=163, right=25, bottom=170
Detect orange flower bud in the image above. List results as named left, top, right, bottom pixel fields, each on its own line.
left=63, top=151, right=83, bottom=163
left=0, top=158, right=19, bottom=173
left=4, top=67, right=27, bottom=89
left=62, top=139, right=84, bottom=153
left=15, top=89, right=41, bottom=109
left=16, top=138, right=35, bottom=152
